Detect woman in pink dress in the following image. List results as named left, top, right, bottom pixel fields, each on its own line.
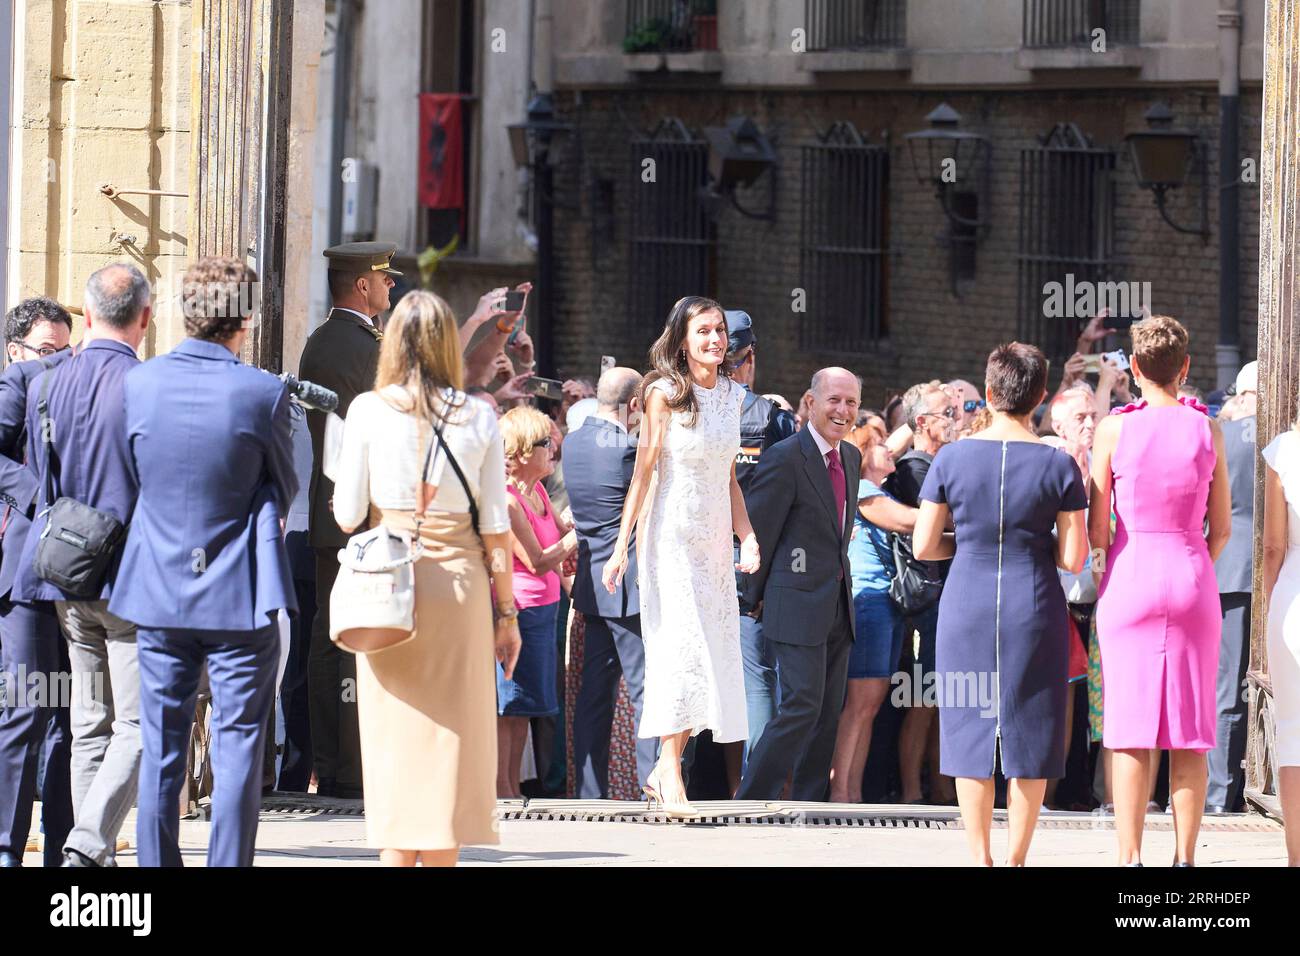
left=1090, top=315, right=1231, bottom=867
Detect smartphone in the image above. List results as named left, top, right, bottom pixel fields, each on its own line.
left=1102, top=314, right=1138, bottom=331
left=1081, top=353, right=1103, bottom=374
left=506, top=315, right=526, bottom=347
left=1102, top=348, right=1130, bottom=372
left=600, top=355, right=616, bottom=377
left=500, top=290, right=526, bottom=312
left=521, top=376, right=566, bottom=402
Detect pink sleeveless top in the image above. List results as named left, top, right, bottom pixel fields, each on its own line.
left=508, top=482, right=561, bottom=608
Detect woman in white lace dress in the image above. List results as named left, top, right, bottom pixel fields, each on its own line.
left=602, top=296, right=759, bottom=816
left=1262, top=403, right=1300, bottom=866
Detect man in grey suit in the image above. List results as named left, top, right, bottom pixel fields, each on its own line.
left=566, top=367, right=658, bottom=796
left=736, top=368, right=861, bottom=801
left=1208, top=361, right=1257, bottom=814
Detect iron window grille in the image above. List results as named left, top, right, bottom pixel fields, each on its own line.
left=799, top=122, right=890, bottom=353
left=624, top=0, right=719, bottom=53
left=626, top=119, right=717, bottom=342
left=1023, top=0, right=1140, bottom=48
left=1016, top=123, right=1118, bottom=363
left=805, top=0, right=907, bottom=51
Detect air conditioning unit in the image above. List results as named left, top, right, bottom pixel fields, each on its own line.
left=341, top=158, right=378, bottom=239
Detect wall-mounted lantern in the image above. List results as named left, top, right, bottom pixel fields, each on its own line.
left=1125, top=102, right=1209, bottom=243
left=904, top=103, right=991, bottom=233
left=699, top=116, right=778, bottom=221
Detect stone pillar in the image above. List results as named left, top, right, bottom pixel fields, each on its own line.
left=6, top=0, right=191, bottom=349
left=1246, top=0, right=1298, bottom=817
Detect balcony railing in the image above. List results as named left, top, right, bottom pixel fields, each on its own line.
left=805, top=0, right=906, bottom=52
left=1023, top=0, right=1139, bottom=48
left=624, top=0, right=719, bottom=54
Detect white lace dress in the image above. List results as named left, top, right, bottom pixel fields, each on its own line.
left=637, top=376, right=748, bottom=743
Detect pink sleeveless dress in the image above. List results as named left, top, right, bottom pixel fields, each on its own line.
left=1095, top=399, right=1219, bottom=751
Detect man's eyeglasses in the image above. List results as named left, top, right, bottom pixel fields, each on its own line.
left=18, top=343, right=69, bottom=358
left=963, top=399, right=986, bottom=414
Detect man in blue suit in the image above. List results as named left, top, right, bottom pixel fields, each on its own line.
left=14, top=265, right=148, bottom=867
left=108, top=256, right=297, bottom=867
left=0, top=297, right=74, bottom=867
left=566, top=367, right=658, bottom=796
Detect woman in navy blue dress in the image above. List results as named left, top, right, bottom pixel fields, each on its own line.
left=913, top=344, right=1088, bottom=866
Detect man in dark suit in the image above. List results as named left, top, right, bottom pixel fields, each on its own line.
left=726, top=309, right=796, bottom=775
left=13, top=264, right=149, bottom=867
left=297, top=241, right=396, bottom=798
left=566, top=366, right=659, bottom=797
left=108, top=256, right=296, bottom=867
left=736, top=368, right=862, bottom=801
left=1208, top=362, right=1258, bottom=814
left=0, top=297, right=74, bottom=867
left=275, top=401, right=316, bottom=791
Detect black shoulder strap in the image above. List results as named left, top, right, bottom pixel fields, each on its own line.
left=36, top=358, right=62, bottom=510
left=426, top=413, right=480, bottom=536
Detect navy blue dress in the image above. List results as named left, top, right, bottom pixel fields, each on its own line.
left=919, top=439, right=1086, bottom=779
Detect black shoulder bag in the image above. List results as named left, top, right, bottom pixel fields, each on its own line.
left=863, top=506, right=943, bottom=617
left=32, top=366, right=128, bottom=597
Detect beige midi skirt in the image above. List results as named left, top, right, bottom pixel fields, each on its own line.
left=355, top=508, right=499, bottom=849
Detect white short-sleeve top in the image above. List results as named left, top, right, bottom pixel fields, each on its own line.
left=332, top=384, right=510, bottom=535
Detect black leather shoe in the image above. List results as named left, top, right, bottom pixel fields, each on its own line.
left=0, top=851, right=21, bottom=868
left=60, top=849, right=99, bottom=868
left=315, top=778, right=336, bottom=798
left=335, top=785, right=364, bottom=800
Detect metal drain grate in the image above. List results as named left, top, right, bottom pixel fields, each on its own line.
left=256, top=794, right=1280, bottom=832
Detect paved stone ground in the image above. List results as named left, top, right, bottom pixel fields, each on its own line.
left=23, top=800, right=1288, bottom=866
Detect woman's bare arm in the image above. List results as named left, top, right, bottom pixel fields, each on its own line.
left=508, top=496, right=571, bottom=575
left=1263, top=464, right=1288, bottom=609
left=1056, top=509, right=1088, bottom=573
left=859, top=495, right=918, bottom=535
left=1204, top=419, right=1232, bottom=563
left=1088, top=415, right=1119, bottom=575
left=913, top=500, right=955, bottom=561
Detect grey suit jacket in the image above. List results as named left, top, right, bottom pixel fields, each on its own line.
left=297, top=309, right=382, bottom=549
left=1214, top=415, right=1255, bottom=594
left=741, top=427, right=860, bottom=646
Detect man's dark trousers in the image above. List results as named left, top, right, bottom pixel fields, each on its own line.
left=571, top=613, right=657, bottom=797
left=307, top=550, right=360, bottom=795
left=276, top=575, right=315, bottom=791
left=739, top=593, right=853, bottom=801
left=0, top=600, right=71, bottom=865
left=136, top=624, right=278, bottom=867
left=1208, top=592, right=1252, bottom=811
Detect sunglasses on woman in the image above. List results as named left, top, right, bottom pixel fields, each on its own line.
left=532, top=437, right=552, bottom=450
left=964, top=399, right=986, bottom=414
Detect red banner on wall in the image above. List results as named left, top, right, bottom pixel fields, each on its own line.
left=418, top=93, right=464, bottom=210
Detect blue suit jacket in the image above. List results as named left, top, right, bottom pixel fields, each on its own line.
left=106, top=338, right=298, bottom=631
left=563, top=416, right=639, bottom=619
left=0, top=349, right=74, bottom=601
left=13, top=340, right=139, bottom=602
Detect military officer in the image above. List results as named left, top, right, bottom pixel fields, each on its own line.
left=298, top=241, right=399, bottom=799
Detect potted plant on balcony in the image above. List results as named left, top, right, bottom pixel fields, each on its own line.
left=623, top=16, right=673, bottom=53
left=692, top=0, right=718, bottom=51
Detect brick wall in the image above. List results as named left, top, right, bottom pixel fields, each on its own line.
left=546, top=85, right=1261, bottom=409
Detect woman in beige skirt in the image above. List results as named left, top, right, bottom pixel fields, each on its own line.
left=333, top=290, right=521, bottom=866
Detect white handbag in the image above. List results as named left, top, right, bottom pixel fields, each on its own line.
left=329, top=429, right=437, bottom=655
left=329, top=525, right=424, bottom=654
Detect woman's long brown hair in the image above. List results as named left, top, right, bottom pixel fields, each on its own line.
left=642, top=295, right=732, bottom=428
left=373, top=289, right=468, bottom=426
